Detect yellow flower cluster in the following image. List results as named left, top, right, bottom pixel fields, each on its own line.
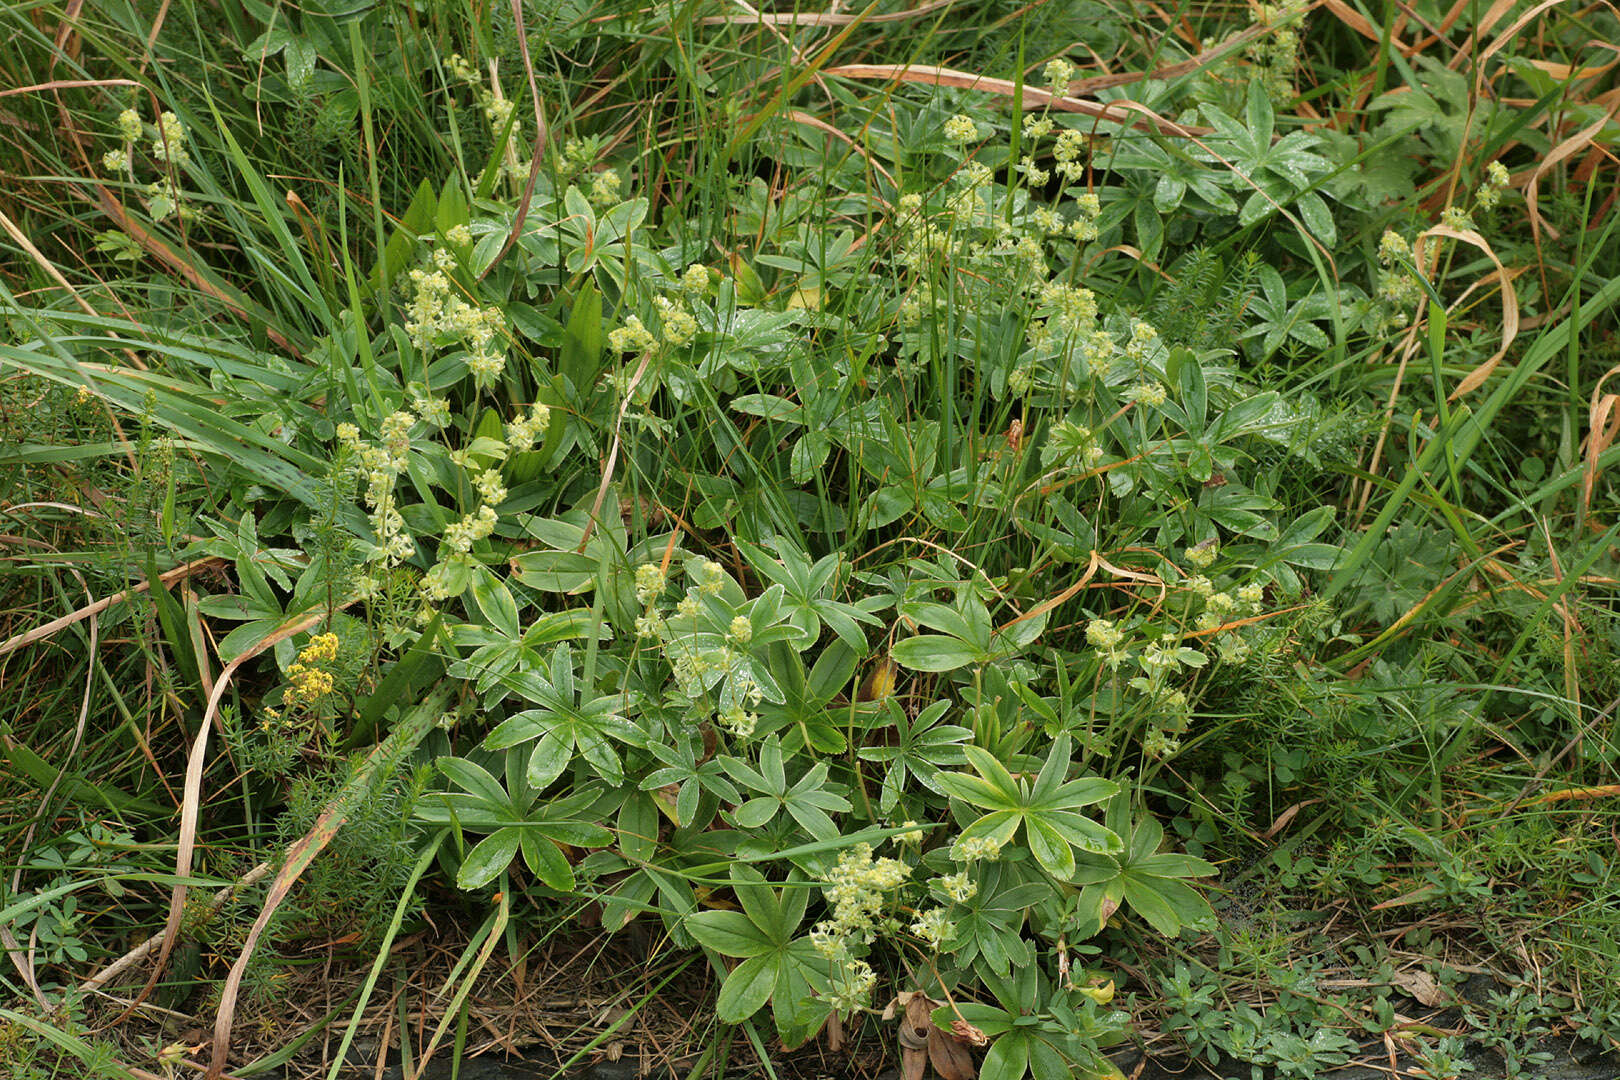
left=285, top=633, right=340, bottom=706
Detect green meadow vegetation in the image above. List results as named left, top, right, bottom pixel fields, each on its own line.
left=1, top=0, right=1618, bottom=1077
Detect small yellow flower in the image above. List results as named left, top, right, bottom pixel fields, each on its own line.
left=943, top=114, right=977, bottom=143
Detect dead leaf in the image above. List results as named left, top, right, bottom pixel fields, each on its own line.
left=949, top=1019, right=989, bottom=1048
left=899, top=996, right=931, bottom=1080
left=929, top=1024, right=977, bottom=1080
left=1391, top=968, right=1447, bottom=1007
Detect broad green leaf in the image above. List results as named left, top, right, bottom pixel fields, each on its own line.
left=456, top=829, right=519, bottom=889
left=686, top=910, right=774, bottom=958
left=715, top=954, right=778, bottom=1022
left=892, top=634, right=984, bottom=672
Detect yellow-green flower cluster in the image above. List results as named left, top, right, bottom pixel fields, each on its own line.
left=635, top=562, right=667, bottom=605
left=1184, top=541, right=1218, bottom=569
left=1085, top=617, right=1129, bottom=670
left=1124, top=381, right=1167, bottom=407
left=503, top=402, right=552, bottom=452
left=1476, top=161, right=1509, bottom=212
left=718, top=704, right=757, bottom=739
left=589, top=169, right=622, bottom=208
left=103, top=107, right=197, bottom=219
left=608, top=315, right=658, bottom=354
left=652, top=296, right=698, bottom=348
left=153, top=111, right=189, bottom=165
left=1246, top=0, right=1308, bottom=96
left=949, top=834, right=1005, bottom=862
left=936, top=869, right=977, bottom=902
left=1375, top=229, right=1423, bottom=324
left=1440, top=205, right=1474, bottom=232
left=943, top=113, right=978, bottom=143
left=447, top=53, right=518, bottom=137
left=403, top=251, right=507, bottom=387
left=693, top=557, right=727, bottom=596
left=420, top=403, right=545, bottom=600
left=681, top=263, right=711, bottom=294
left=1043, top=58, right=1074, bottom=94
left=810, top=842, right=911, bottom=1006
left=338, top=416, right=416, bottom=565
left=910, top=907, right=952, bottom=949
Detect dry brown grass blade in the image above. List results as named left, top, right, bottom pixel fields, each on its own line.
left=205, top=690, right=445, bottom=1080
left=80, top=862, right=271, bottom=996
left=1356, top=224, right=1520, bottom=514
left=699, top=0, right=959, bottom=25
left=0, top=205, right=140, bottom=361
left=2, top=565, right=99, bottom=1009
left=1318, top=0, right=1383, bottom=43
left=478, top=0, right=550, bottom=282
left=997, top=550, right=1103, bottom=634
left=577, top=349, right=653, bottom=553
left=1068, top=21, right=1273, bottom=91
left=0, top=556, right=225, bottom=658
left=819, top=64, right=1210, bottom=136
left=1470, top=0, right=1620, bottom=265
left=782, top=109, right=896, bottom=191
left=0, top=78, right=138, bottom=98
left=1524, top=94, right=1620, bottom=245
left=1405, top=225, right=1519, bottom=401
left=42, top=6, right=303, bottom=362
left=112, top=608, right=332, bottom=1028
left=1580, top=362, right=1620, bottom=530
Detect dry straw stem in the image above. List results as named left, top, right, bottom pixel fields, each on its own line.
left=1354, top=224, right=1520, bottom=520
left=2, top=559, right=98, bottom=1009
left=698, top=0, right=960, bottom=25
left=205, top=688, right=450, bottom=1080
left=1580, top=361, right=1620, bottom=530
left=114, top=604, right=346, bottom=1028
left=820, top=64, right=1209, bottom=137
left=0, top=555, right=226, bottom=659
left=1459, top=0, right=1620, bottom=292
left=79, top=860, right=273, bottom=995
left=479, top=0, right=550, bottom=283
left=41, top=4, right=304, bottom=360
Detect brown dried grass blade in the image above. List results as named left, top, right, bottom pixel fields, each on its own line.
left=820, top=64, right=1208, bottom=136
left=1580, top=362, right=1620, bottom=530
left=700, top=0, right=959, bottom=25
left=1406, top=225, right=1519, bottom=401
left=205, top=689, right=448, bottom=1079
left=0, top=78, right=138, bottom=98
left=112, top=608, right=333, bottom=1028
left=477, top=0, right=548, bottom=282
left=0, top=556, right=225, bottom=659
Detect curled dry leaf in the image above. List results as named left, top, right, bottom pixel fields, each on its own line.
left=949, top=1019, right=989, bottom=1048
left=899, top=995, right=932, bottom=1080
left=928, top=1021, right=977, bottom=1080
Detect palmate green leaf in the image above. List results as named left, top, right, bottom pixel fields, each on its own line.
left=685, top=910, right=774, bottom=958
left=890, top=633, right=985, bottom=672
left=715, top=954, right=780, bottom=1022
left=519, top=831, right=574, bottom=891
left=942, top=737, right=1121, bottom=879
left=456, top=829, right=520, bottom=890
